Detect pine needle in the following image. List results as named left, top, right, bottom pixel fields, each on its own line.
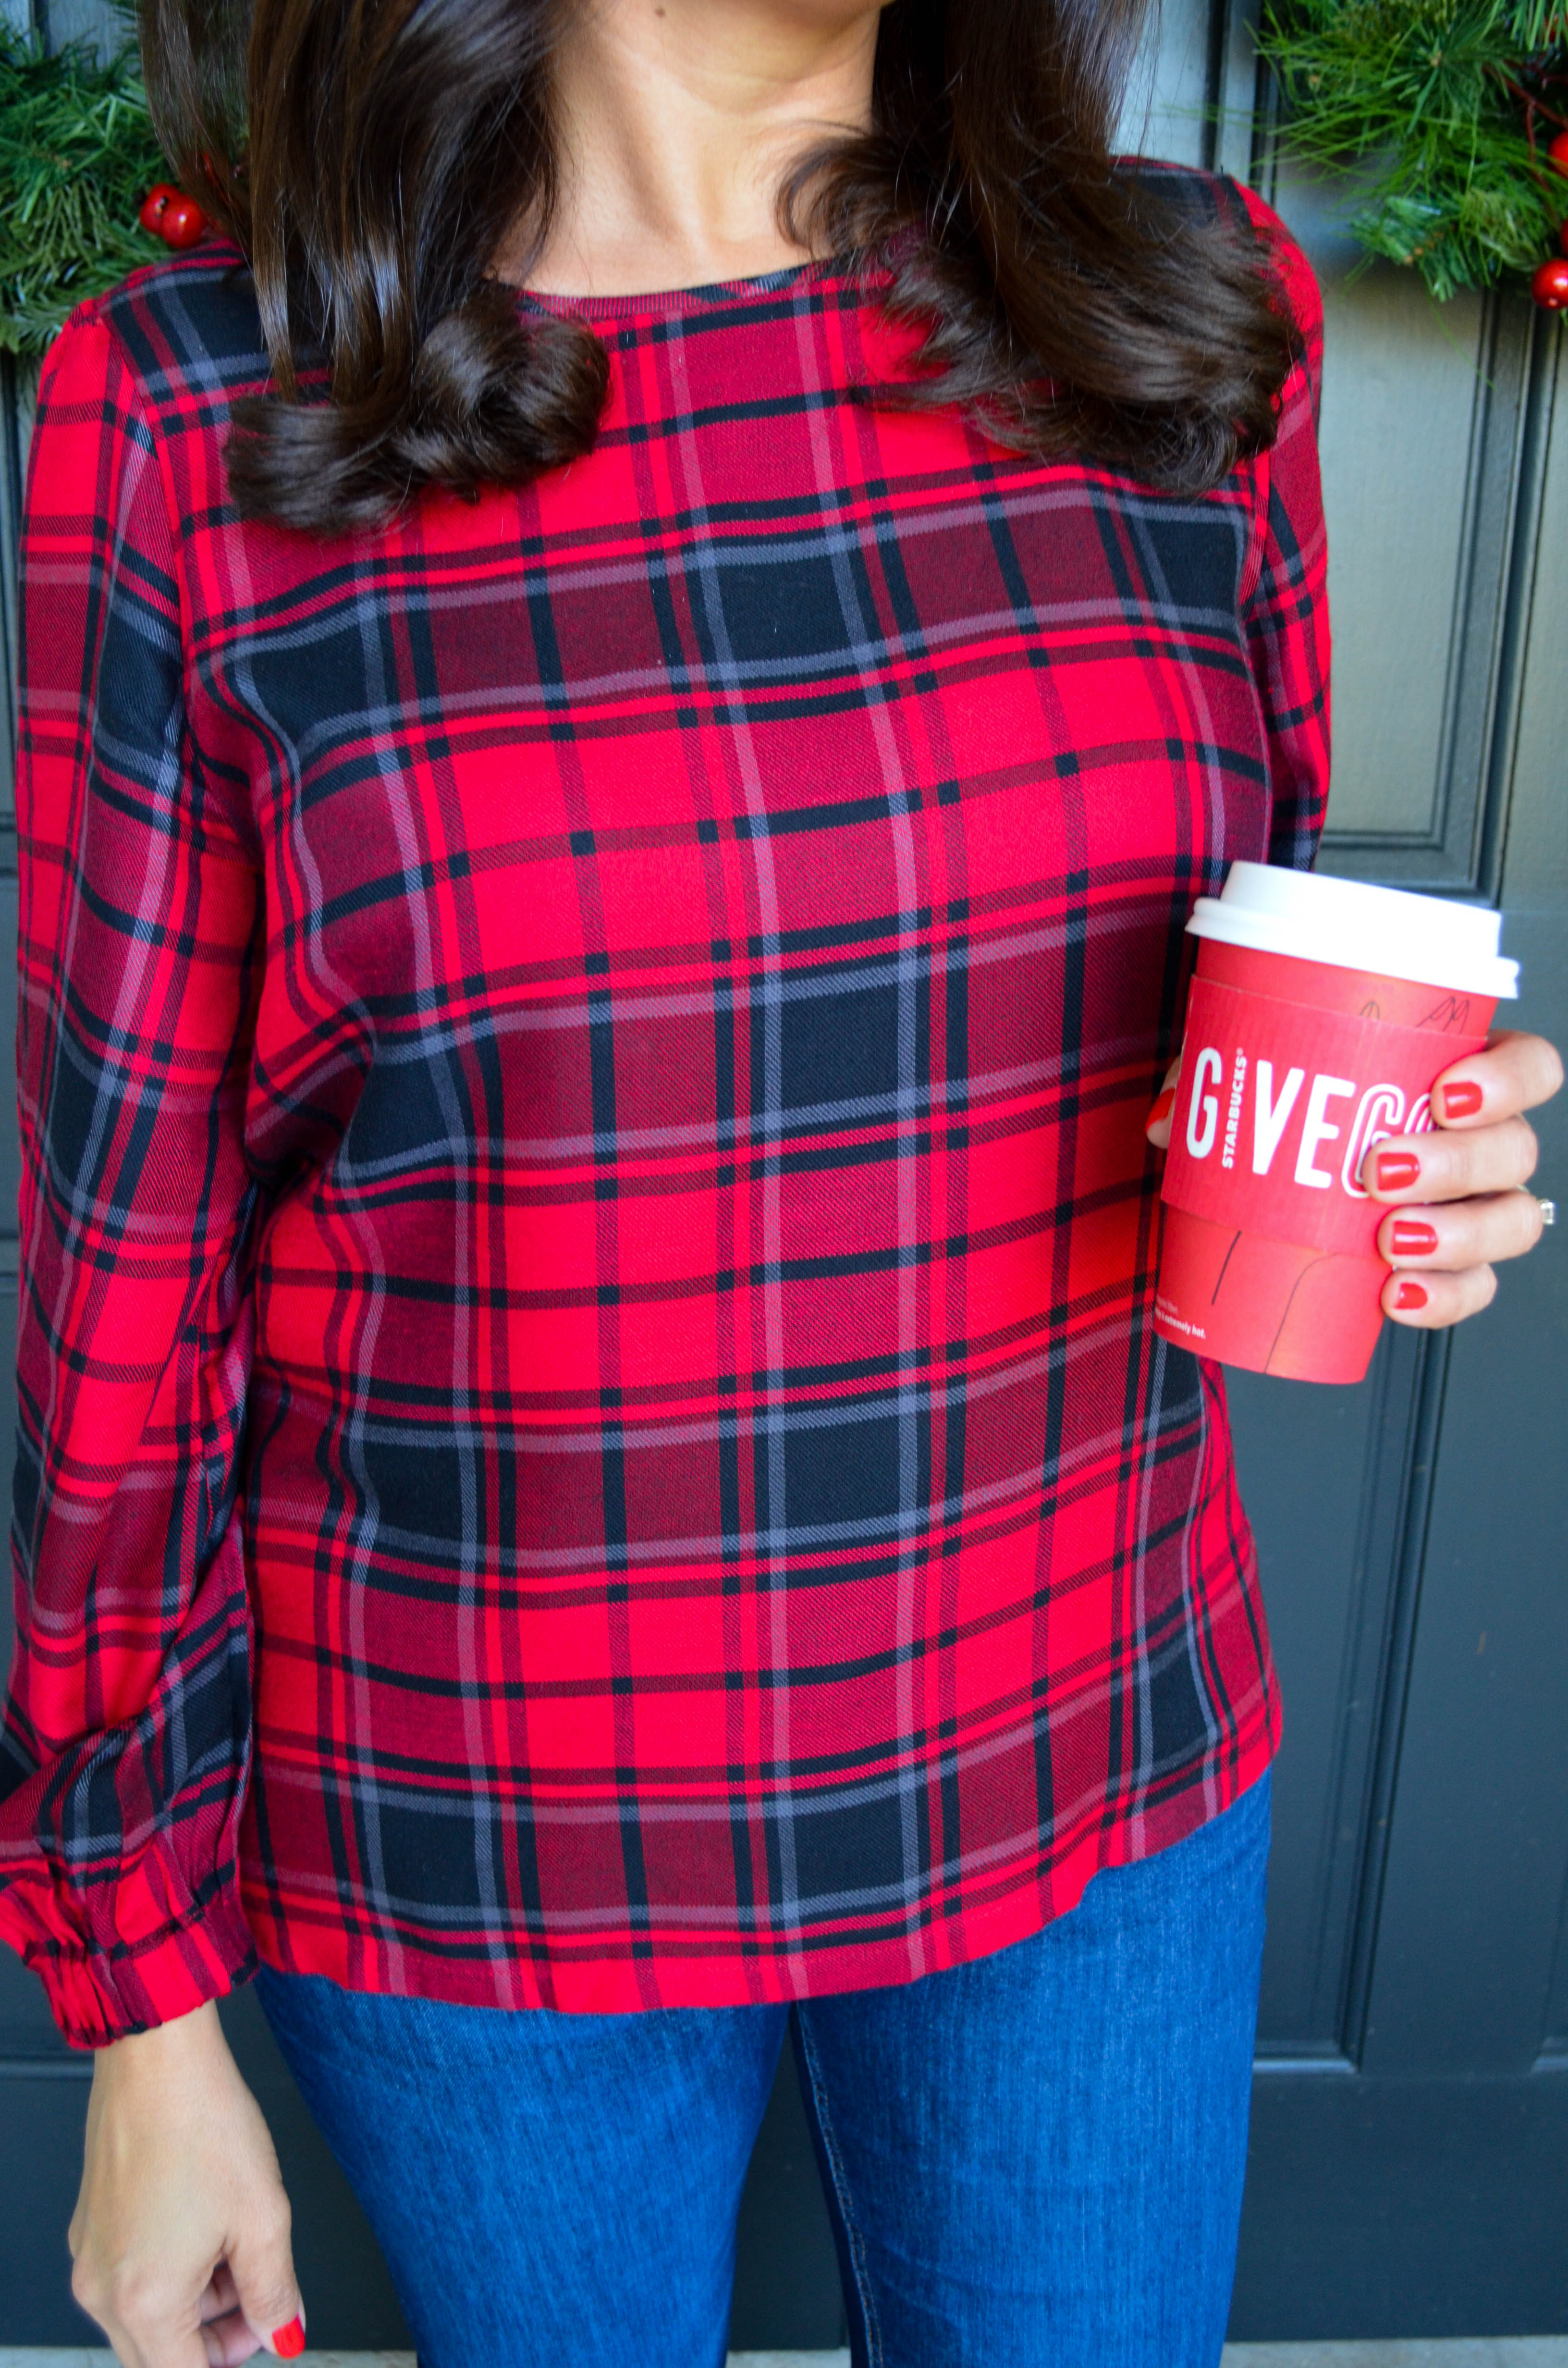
left=1256, top=0, right=1568, bottom=299
left=0, top=24, right=168, bottom=357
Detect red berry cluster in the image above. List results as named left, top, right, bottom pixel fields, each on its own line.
left=1537, top=131, right=1568, bottom=310
left=137, top=185, right=207, bottom=251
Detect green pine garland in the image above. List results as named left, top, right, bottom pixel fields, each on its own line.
left=1256, top=0, right=1568, bottom=299
left=0, top=23, right=166, bottom=358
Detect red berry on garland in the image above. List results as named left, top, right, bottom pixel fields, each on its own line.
left=1551, top=131, right=1568, bottom=175
left=158, top=195, right=207, bottom=250
left=137, top=184, right=178, bottom=235
left=1533, top=256, right=1568, bottom=309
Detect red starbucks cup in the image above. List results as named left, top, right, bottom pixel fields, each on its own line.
left=1154, top=863, right=1520, bottom=1383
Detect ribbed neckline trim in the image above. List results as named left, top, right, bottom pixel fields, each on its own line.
left=518, top=254, right=853, bottom=323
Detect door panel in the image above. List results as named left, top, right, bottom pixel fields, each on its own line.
left=1315, top=272, right=1487, bottom=846
left=1235, top=2074, right=1568, bottom=2340
left=1228, top=1332, right=1437, bottom=2061
left=1224, top=0, right=1568, bottom=2329
left=1309, top=246, right=1539, bottom=891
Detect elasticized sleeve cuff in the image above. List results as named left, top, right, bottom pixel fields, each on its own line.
left=0, top=1849, right=257, bottom=2050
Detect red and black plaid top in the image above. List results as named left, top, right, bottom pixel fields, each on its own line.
left=0, top=173, right=1327, bottom=2045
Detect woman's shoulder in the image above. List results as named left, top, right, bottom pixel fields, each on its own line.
left=40, top=240, right=271, bottom=441
left=1116, top=160, right=1323, bottom=430
left=1117, top=160, right=1323, bottom=354
left=1228, top=180, right=1324, bottom=362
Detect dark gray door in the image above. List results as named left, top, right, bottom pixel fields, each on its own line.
left=2, top=0, right=1566, bottom=2347
left=1145, top=0, right=1568, bottom=2338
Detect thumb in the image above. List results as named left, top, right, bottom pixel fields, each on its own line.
left=227, top=2202, right=306, bottom=2359
left=1146, top=1055, right=1183, bottom=1151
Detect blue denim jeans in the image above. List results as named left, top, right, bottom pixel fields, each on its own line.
left=255, top=1768, right=1269, bottom=2368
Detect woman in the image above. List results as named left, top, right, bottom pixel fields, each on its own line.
left=0, top=2, right=1559, bottom=2364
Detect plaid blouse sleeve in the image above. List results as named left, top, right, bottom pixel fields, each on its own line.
left=1236, top=184, right=1332, bottom=872
left=0, top=312, right=263, bottom=2046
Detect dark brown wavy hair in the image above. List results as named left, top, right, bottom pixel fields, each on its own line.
left=139, top=0, right=1299, bottom=536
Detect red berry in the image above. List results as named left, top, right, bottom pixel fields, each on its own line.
left=137, top=183, right=178, bottom=235
left=1532, top=255, right=1568, bottom=308
left=1551, top=130, right=1568, bottom=174
left=158, top=196, right=207, bottom=251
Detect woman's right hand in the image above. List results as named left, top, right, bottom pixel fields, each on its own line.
left=70, top=1998, right=306, bottom=2368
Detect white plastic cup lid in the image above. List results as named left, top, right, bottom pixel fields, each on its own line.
left=1186, top=861, right=1519, bottom=1000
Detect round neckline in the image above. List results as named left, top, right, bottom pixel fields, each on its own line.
left=518, top=254, right=847, bottom=324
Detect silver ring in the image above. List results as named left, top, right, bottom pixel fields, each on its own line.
left=1539, top=1197, right=1557, bottom=1228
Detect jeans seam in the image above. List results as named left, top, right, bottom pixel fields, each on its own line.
left=794, top=2015, right=883, bottom=2368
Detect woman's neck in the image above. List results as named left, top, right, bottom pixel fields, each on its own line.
left=509, top=0, right=884, bottom=298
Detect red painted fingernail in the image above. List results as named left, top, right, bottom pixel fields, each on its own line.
left=273, top=2321, right=306, bottom=2359
left=1375, top=1151, right=1422, bottom=1193
left=1395, top=1279, right=1428, bottom=1311
left=1390, top=1221, right=1438, bottom=1257
left=1148, top=1088, right=1175, bottom=1125
left=1441, top=1079, right=1484, bottom=1120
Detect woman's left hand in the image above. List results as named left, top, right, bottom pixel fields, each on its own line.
left=1146, top=1029, right=1564, bottom=1330
left=1356, top=1030, right=1562, bottom=1328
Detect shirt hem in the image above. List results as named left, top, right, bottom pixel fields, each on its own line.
left=245, top=1720, right=1278, bottom=2017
